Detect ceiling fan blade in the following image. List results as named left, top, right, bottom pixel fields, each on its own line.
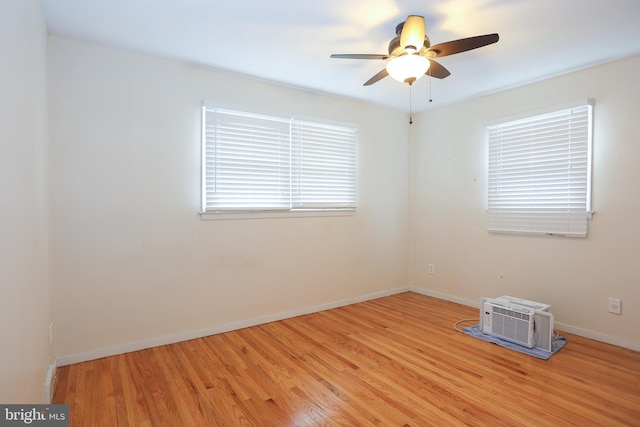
left=400, top=15, right=425, bottom=51
left=426, top=60, right=450, bottom=79
left=363, top=68, right=389, bottom=86
left=427, top=33, right=499, bottom=58
left=330, top=53, right=388, bottom=60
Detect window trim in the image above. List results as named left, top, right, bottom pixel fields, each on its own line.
left=486, top=99, right=594, bottom=237
left=200, top=103, right=358, bottom=220
left=200, top=209, right=355, bottom=221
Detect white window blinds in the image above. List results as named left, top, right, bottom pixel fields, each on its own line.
left=487, top=101, right=593, bottom=237
left=201, top=106, right=357, bottom=215
left=291, top=120, right=357, bottom=209
left=203, top=109, right=292, bottom=210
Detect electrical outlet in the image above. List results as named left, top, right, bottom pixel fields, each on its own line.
left=608, top=298, right=621, bottom=315
left=428, top=264, right=435, bottom=274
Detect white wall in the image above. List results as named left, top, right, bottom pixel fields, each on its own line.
left=49, top=37, right=410, bottom=361
left=0, top=0, right=53, bottom=402
left=410, top=55, right=640, bottom=349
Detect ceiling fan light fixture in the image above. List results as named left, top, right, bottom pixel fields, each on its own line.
left=385, top=54, right=430, bottom=84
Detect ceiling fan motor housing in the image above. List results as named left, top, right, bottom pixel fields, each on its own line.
left=388, top=34, right=431, bottom=57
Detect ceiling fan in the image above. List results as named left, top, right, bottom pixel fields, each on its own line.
left=331, top=15, right=499, bottom=87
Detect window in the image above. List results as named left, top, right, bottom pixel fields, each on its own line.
left=487, top=100, right=593, bottom=237
left=201, top=105, right=357, bottom=218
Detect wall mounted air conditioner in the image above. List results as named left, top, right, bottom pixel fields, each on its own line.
left=480, top=296, right=555, bottom=352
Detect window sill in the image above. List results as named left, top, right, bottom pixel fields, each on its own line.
left=200, top=209, right=356, bottom=221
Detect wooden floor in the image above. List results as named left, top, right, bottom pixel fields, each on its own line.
left=53, top=292, right=640, bottom=426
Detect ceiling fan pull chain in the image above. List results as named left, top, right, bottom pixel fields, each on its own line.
left=409, top=84, right=413, bottom=125
left=429, top=70, right=433, bottom=103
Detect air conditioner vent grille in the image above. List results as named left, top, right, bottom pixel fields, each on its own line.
left=492, top=306, right=531, bottom=321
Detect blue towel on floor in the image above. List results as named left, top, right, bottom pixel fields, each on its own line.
left=461, top=324, right=567, bottom=360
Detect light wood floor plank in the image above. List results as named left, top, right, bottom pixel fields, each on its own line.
left=53, top=292, right=640, bottom=426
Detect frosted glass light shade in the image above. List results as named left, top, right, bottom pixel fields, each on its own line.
left=386, top=55, right=430, bottom=84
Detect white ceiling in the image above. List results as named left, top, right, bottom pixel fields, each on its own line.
left=39, top=0, right=640, bottom=112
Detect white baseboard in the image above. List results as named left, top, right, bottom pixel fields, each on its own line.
left=409, top=286, right=640, bottom=352
left=553, top=322, right=640, bottom=352
left=408, top=286, right=482, bottom=309
left=56, top=286, right=411, bottom=366
left=44, top=360, right=57, bottom=403
left=56, top=286, right=639, bottom=366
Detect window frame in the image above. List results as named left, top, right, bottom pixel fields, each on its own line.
left=200, top=104, right=357, bottom=220
left=486, top=99, right=594, bottom=237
